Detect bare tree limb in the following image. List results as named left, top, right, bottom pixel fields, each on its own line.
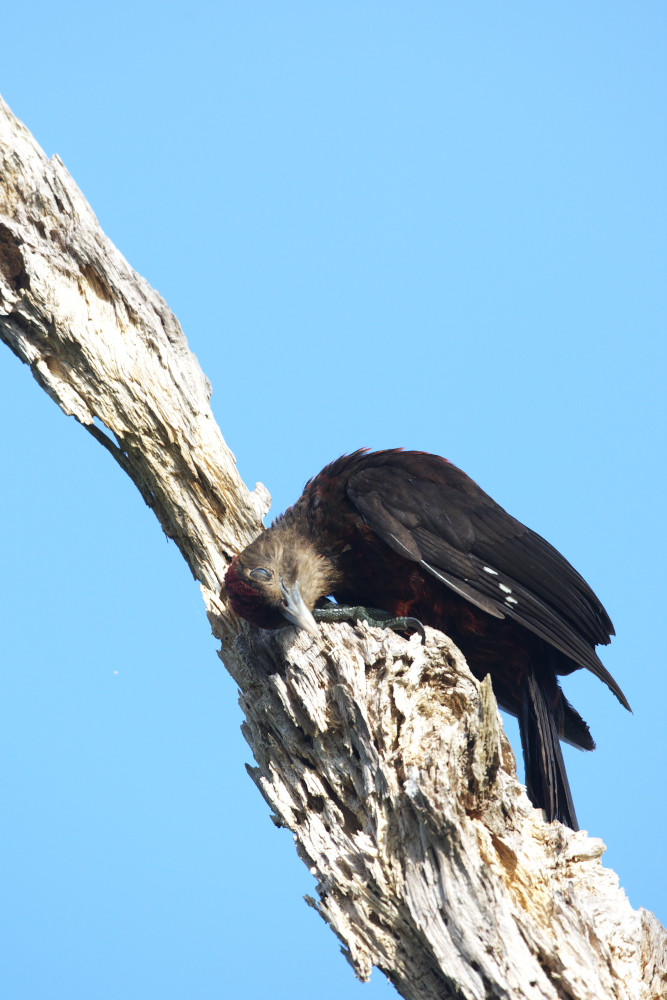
left=1, top=95, right=665, bottom=1000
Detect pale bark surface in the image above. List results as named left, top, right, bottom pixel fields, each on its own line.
left=1, top=95, right=665, bottom=1000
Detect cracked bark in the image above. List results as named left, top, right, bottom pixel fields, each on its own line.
left=1, top=94, right=665, bottom=1000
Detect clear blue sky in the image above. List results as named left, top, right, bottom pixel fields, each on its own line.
left=1, top=3, right=665, bottom=998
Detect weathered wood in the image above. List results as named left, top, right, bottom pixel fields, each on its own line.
left=1, top=94, right=665, bottom=1000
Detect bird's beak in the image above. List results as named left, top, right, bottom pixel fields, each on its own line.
left=279, top=580, right=320, bottom=637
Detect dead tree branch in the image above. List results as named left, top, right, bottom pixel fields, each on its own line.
left=1, top=95, right=664, bottom=1000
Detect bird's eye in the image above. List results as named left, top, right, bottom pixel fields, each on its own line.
left=249, top=567, right=272, bottom=582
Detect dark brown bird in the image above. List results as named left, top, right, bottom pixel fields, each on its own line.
left=225, top=449, right=629, bottom=830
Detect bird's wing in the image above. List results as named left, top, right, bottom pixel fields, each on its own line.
left=347, top=465, right=629, bottom=710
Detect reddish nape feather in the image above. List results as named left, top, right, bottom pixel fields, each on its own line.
left=302, top=448, right=456, bottom=496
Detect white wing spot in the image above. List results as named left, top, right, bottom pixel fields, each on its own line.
left=499, top=584, right=512, bottom=594
left=506, top=596, right=518, bottom=605
left=483, top=566, right=498, bottom=576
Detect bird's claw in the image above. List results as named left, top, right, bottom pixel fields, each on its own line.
left=313, top=602, right=426, bottom=644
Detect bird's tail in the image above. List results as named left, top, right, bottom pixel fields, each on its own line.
left=518, top=670, right=578, bottom=830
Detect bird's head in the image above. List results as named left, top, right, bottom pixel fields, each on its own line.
left=224, top=529, right=336, bottom=636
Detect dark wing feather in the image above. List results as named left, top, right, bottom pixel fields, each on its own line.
left=349, top=474, right=504, bottom=618
left=349, top=490, right=422, bottom=562
left=469, top=505, right=614, bottom=644
left=410, top=526, right=505, bottom=618
left=465, top=553, right=629, bottom=709
left=347, top=463, right=629, bottom=710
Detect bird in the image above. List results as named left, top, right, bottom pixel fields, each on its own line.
left=224, top=449, right=629, bottom=830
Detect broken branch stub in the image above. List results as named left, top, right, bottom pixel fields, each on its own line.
left=1, top=95, right=665, bottom=1000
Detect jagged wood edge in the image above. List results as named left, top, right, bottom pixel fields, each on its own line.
left=0, top=95, right=665, bottom=1000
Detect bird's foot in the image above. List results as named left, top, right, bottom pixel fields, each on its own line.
left=313, top=601, right=426, bottom=644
